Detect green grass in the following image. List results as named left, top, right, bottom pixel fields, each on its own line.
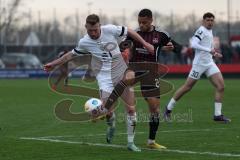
left=0, top=78, right=239, bottom=160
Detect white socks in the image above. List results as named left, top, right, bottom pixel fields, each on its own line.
left=126, top=112, right=137, bottom=143
left=214, top=102, right=222, bottom=116
left=167, top=99, right=222, bottom=116
left=106, top=112, right=116, bottom=127
left=148, top=139, right=155, bottom=144
left=167, top=98, right=176, bottom=110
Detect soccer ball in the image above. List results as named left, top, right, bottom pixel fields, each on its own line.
left=84, top=98, right=106, bottom=117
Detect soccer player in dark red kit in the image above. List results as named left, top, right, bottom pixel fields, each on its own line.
left=129, top=8, right=174, bottom=149
left=104, top=8, right=175, bottom=150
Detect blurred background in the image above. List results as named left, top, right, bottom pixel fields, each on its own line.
left=0, top=0, right=240, bottom=77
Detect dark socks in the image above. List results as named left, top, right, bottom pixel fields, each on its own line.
left=149, top=113, right=160, bottom=140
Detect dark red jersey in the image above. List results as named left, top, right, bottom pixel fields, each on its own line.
left=129, top=26, right=170, bottom=62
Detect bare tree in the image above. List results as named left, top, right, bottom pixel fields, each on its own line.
left=0, top=0, right=22, bottom=44
left=0, top=0, right=22, bottom=31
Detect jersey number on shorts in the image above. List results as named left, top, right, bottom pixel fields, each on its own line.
left=155, top=78, right=160, bottom=88
left=191, top=70, right=199, bottom=78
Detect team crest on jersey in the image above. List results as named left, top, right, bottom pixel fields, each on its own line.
left=197, top=30, right=203, bottom=35
left=153, top=37, right=159, bottom=44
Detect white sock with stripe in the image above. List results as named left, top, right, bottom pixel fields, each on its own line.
left=167, top=98, right=176, bottom=110
left=214, top=102, right=222, bottom=116
left=126, top=112, right=137, bottom=143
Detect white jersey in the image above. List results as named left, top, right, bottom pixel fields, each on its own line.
left=72, top=24, right=127, bottom=71
left=72, top=24, right=128, bottom=93
left=191, top=26, right=214, bottom=66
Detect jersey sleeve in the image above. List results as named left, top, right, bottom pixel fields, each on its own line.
left=158, top=31, right=171, bottom=47
left=191, top=27, right=211, bottom=52
left=107, top=24, right=128, bottom=38
left=190, top=36, right=211, bottom=52
left=194, top=28, right=205, bottom=41
left=72, top=39, right=89, bottom=55
left=155, top=27, right=171, bottom=47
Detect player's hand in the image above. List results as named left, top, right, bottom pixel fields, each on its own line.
left=211, top=49, right=223, bottom=58
left=214, top=52, right=223, bottom=58
left=43, top=63, right=55, bottom=72
left=144, top=42, right=154, bottom=55
left=162, top=42, right=174, bottom=52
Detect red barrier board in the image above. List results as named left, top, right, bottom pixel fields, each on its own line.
left=167, top=64, right=240, bottom=74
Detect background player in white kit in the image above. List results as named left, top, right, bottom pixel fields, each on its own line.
left=165, top=12, right=230, bottom=123
left=44, top=14, right=154, bottom=152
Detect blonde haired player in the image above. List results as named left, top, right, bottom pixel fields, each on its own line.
left=44, top=14, right=154, bottom=152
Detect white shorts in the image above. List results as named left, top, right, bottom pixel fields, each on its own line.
left=97, top=70, right=125, bottom=98
left=188, top=63, right=220, bottom=80
left=90, top=54, right=127, bottom=98
left=96, top=66, right=127, bottom=99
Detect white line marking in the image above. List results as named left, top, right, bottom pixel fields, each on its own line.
left=35, top=128, right=230, bottom=139
left=20, top=137, right=125, bottom=148
left=35, top=135, right=74, bottom=139
left=20, top=137, right=240, bottom=157
left=160, top=128, right=228, bottom=133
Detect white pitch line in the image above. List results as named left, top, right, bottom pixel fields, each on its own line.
left=160, top=128, right=228, bottom=133
left=35, top=127, right=230, bottom=139
left=20, top=137, right=125, bottom=148
left=35, top=135, right=74, bottom=139
left=20, top=137, right=240, bottom=157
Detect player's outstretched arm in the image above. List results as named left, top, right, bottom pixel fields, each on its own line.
left=127, top=28, right=154, bottom=54
left=43, top=51, right=73, bottom=72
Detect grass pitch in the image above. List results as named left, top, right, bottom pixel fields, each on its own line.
left=0, top=78, right=239, bottom=160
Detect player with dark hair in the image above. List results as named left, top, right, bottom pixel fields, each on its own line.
left=164, top=12, right=230, bottom=123
left=130, top=8, right=174, bottom=149
left=103, top=8, right=175, bottom=150
left=44, top=14, right=154, bottom=152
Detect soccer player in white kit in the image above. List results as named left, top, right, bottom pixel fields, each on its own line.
left=44, top=14, right=154, bottom=151
left=164, top=12, right=230, bottom=123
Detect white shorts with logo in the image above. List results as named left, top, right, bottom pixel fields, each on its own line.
left=188, top=63, right=220, bottom=80
left=97, top=70, right=125, bottom=99
left=90, top=54, right=127, bottom=99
